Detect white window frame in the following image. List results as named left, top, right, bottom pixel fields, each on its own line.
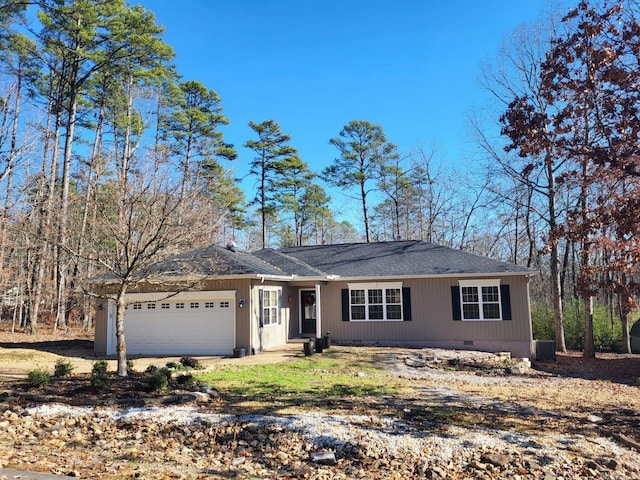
left=261, top=287, right=280, bottom=327
left=458, top=279, right=502, bottom=321
left=347, top=282, right=403, bottom=322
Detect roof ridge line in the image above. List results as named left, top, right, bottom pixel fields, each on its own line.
left=264, top=249, right=328, bottom=276
left=217, top=246, right=289, bottom=274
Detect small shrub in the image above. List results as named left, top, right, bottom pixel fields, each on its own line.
left=90, top=360, right=110, bottom=391
left=27, top=368, right=50, bottom=387
left=54, top=359, right=75, bottom=378
left=145, top=364, right=159, bottom=373
left=90, top=374, right=110, bottom=391
left=146, top=370, right=168, bottom=392
left=176, top=373, right=196, bottom=388
left=127, top=359, right=135, bottom=373
left=165, top=361, right=182, bottom=371
left=92, top=360, right=109, bottom=375
left=180, top=356, right=203, bottom=370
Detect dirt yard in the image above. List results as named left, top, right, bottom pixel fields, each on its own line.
left=0, top=325, right=301, bottom=381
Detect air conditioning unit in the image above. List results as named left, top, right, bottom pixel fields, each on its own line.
left=535, top=340, right=556, bottom=361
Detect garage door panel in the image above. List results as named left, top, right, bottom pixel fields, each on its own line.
left=123, top=298, right=235, bottom=356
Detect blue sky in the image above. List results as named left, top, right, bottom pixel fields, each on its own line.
left=138, top=0, right=561, bottom=215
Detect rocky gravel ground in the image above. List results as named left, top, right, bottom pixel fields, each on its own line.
left=1, top=401, right=638, bottom=480
left=1, top=346, right=639, bottom=479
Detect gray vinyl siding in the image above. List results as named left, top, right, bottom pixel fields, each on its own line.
left=93, top=301, right=109, bottom=355
left=321, top=276, right=532, bottom=355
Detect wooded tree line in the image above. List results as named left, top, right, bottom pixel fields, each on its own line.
left=0, top=0, right=638, bottom=360
left=480, top=0, right=640, bottom=356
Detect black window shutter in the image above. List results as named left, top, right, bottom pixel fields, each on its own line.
left=451, top=286, right=462, bottom=321
left=258, top=289, right=264, bottom=327
left=500, top=285, right=512, bottom=320
left=402, top=287, right=411, bottom=321
left=341, top=289, right=350, bottom=321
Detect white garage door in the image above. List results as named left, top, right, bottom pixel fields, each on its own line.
left=122, top=293, right=235, bottom=356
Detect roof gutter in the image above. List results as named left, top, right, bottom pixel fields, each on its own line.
left=329, top=271, right=536, bottom=282
left=256, top=274, right=297, bottom=282
left=93, top=273, right=298, bottom=286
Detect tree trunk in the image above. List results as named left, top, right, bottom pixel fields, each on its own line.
left=69, top=105, right=104, bottom=329
left=619, top=294, right=631, bottom=354
left=579, top=148, right=594, bottom=358
left=261, top=155, right=267, bottom=248
left=550, top=247, right=566, bottom=352
left=360, top=179, right=370, bottom=242
left=115, top=290, right=128, bottom=377
left=57, top=44, right=83, bottom=329
left=0, top=73, right=22, bottom=277
left=394, top=198, right=401, bottom=241
left=545, top=160, right=566, bottom=352
left=524, top=185, right=535, bottom=268
left=28, top=98, right=62, bottom=333
left=583, top=295, right=595, bottom=358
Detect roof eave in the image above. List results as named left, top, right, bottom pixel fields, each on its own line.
left=324, top=271, right=535, bottom=282
left=93, top=273, right=296, bottom=285
left=93, top=269, right=534, bottom=287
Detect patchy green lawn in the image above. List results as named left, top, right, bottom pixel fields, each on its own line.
left=197, top=348, right=404, bottom=412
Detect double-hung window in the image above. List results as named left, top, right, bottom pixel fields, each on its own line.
left=458, top=280, right=502, bottom=321
left=261, top=288, right=280, bottom=326
left=348, top=283, right=403, bottom=321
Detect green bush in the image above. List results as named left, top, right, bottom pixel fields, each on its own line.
left=180, top=356, right=203, bottom=370
left=165, top=361, right=183, bottom=371
left=54, top=359, right=75, bottom=378
left=146, top=370, right=168, bottom=392
left=92, top=360, right=109, bottom=375
left=90, top=360, right=110, bottom=391
left=562, top=300, right=584, bottom=350
left=176, top=373, right=196, bottom=388
left=145, top=364, right=159, bottom=374
left=531, top=303, right=555, bottom=341
left=531, top=299, right=629, bottom=351
left=127, top=359, right=135, bottom=373
left=144, top=364, right=173, bottom=380
left=27, top=368, right=50, bottom=387
left=592, top=304, right=625, bottom=352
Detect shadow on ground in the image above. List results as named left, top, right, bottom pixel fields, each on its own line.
left=533, top=352, right=640, bottom=385
left=0, top=339, right=94, bottom=358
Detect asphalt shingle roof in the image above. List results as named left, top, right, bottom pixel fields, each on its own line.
left=252, top=249, right=327, bottom=277
left=270, top=240, right=533, bottom=277
left=147, top=245, right=287, bottom=278
left=126, top=240, right=532, bottom=282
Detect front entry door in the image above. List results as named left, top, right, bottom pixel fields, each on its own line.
left=300, top=290, right=316, bottom=336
